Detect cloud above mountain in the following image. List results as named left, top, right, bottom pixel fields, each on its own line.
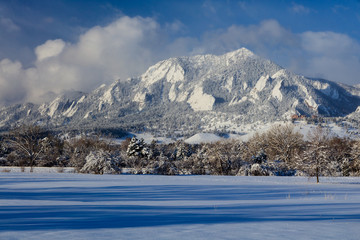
left=0, top=16, right=359, bottom=106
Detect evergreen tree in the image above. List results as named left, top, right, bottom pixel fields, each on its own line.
left=126, top=137, right=149, bottom=158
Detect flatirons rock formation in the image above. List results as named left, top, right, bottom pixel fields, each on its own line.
left=1, top=48, right=360, bottom=135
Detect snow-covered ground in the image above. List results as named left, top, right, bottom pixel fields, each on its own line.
left=1, top=173, right=360, bottom=240
left=185, top=133, right=223, bottom=144
left=114, top=120, right=360, bottom=145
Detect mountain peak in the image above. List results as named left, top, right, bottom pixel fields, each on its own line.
left=1, top=47, right=360, bottom=134
left=224, top=47, right=255, bottom=59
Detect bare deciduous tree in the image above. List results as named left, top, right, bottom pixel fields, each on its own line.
left=65, top=135, right=113, bottom=171
left=295, top=126, right=331, bottom=183
left=265, top=124, right=304, bottom=164
left=5, top=125, right=49, bottom=168
left=350, top=140, right=360, bottom=176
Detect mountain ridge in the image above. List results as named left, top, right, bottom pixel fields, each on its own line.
left=1, top=48, right=360, bottom=135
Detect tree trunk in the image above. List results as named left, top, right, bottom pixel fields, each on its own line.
left=316, top=166, right=319, bottom=183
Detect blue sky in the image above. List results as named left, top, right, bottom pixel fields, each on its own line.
left=0, top=0, right=360, bottom=104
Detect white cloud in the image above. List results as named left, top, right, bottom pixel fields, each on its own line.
left=299, top=31, right=360, bottom=83
left=0, top=59, right=27, bottom=105
left=0, top=16, right=164, bottom=104
left=301, top=31, right=360, bottom=56
left=6, top=16, right=175, bottom=104
left=35, top=39, right=66, bottom=61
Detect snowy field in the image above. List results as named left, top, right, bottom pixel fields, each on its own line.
left=1, top=173, right=360, bottom=240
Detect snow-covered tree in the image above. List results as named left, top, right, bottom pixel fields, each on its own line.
left=295, top=126, right=331, bottom=183
left=350, top=139, right=360, bottom=176
left=154, top=153, right=178, bottom=175
left=200, top=141, right=235, bottom=175
left=126, top=137, right=149, bottom=158
left=66, top=136, right=112, bottom=170
left=80, top=150, right=120, bottom=174
left=246, top=132, right=267, bottom=162
left=251, top=149, right=267, bottom=164
left=35, top=135, right=66, bottom=167
left=249, top=163, right=273, bottom=176
left=265, top=124, right=304, bottom=164
left=173, top=140, right=192, bottom=160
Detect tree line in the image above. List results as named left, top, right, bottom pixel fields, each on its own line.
left=1, top=124, right=360, bottom=182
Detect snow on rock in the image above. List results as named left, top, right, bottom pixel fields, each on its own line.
left=292, top=99, right=299, bottom=108
left=168, top=83, right=188, bottom=102
left=99, top=88, right=114, bottom=105
left=243, top=82, right=248, bottom=90
left=83, top=111, right=92, bottom=119
left=313, top=81, right=339, bottom=100
left=38, top=104, right=47, bottom=116
left=271, top=69, right=288, bottom=79
left=1, top=47, right=359, bottom=133
left=177, top=90, right=189, bottom=102
left=98, top=86, right=117, bottom=111
left=94, top=84, right=106, bottom=93
left=62, top=101, right=78, bottom=117
left=168, top=84, right=177, bottom=102
left=185, top=132, right=223, bottom=144
left=141, top=59, right=185, bottom=86
left=133, top=92, right=148, bottom=110
left=299, top=83, right=309, bottom=96
left=313, top=81, right=330, bottom=91
left=249, top=89, right=259, bottom=100
left=46, top=97, right=61, bottom=117
left=187, top=86, right=215, bottom=111
left=250, top=75, right=271, bottom=100
left=141, top=61, right=168, bottom=85
left=271, top=80, right=283, bottom=101
left=305, top=96, right=318, bottom=110
left=224, top=76, right=233, bottom=92
left=298, top=83, right=319, bottom=111
left=77, top=95, right=86, bottom=103
left=255, top=75, right=270, bottom=92
left=165, top=62, right=185, bottom=83
left=225, top=47, right=255, bottom=63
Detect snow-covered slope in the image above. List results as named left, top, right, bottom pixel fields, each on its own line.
left=0, top=48, right=360, bottom=135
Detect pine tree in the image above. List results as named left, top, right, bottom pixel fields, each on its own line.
left=126, top=137, right=149, bottom=158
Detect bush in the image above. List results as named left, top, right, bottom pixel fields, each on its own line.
left=80, top=150, right=121, bottom=174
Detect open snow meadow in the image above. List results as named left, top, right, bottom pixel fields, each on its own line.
left=1, top=173, right=360, bottom=240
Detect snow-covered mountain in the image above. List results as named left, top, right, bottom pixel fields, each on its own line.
left=1, top=48, right=360, bottom=135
